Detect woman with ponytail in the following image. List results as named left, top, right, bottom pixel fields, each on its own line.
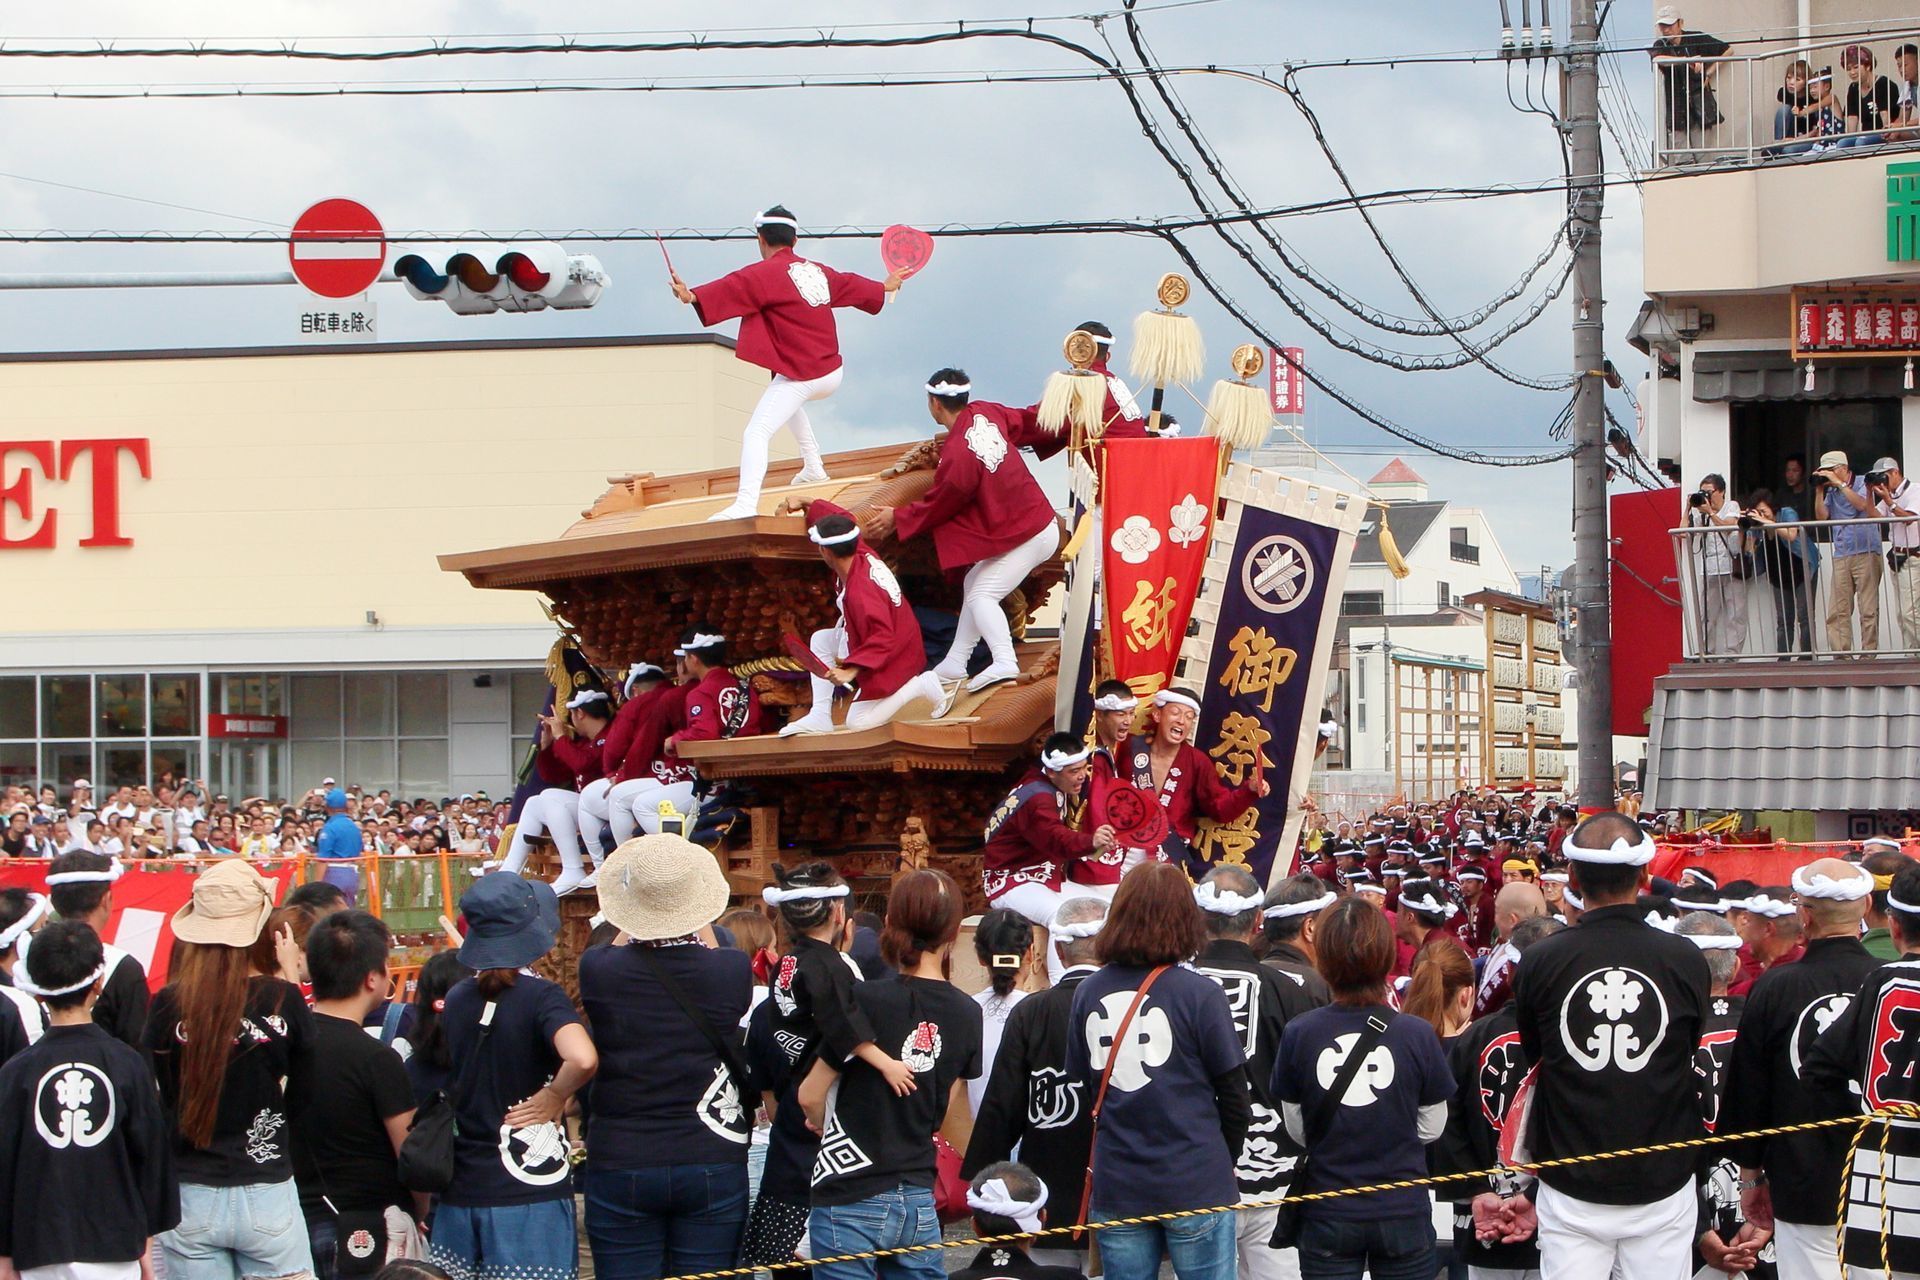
left=146, top=860, right=317, bottom=1280
left=968, top=908, right=1033, bottom=1118
left=1401, top=940, right=1476, bottom=1042
left=797, top=869, right=981, bottom=1280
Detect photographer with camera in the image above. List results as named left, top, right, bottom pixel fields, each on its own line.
left=1812, top=450, right=1883, bottom=653
left=1870, top=456, right=1920, bottom=648
left=1741, top=491, right=1818, bottom=654
left=1688, top=473, right=1748, bottom=655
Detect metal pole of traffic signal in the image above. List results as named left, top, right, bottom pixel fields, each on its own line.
left=1565, top=0, right=1612, bottom=812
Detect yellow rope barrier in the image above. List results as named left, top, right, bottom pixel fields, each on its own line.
left=660, top=1104, right=1920, bottom=1280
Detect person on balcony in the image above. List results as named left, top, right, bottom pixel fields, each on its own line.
left=1773, top=60, right=1819, bottom=147
left=1689, top=473, right=1747, bottom=656
left=1741, top=490, right=1817, bottom=656
left=1893, top=44, right=1919, bottom=138
left=1840, top=45, right=1903, bottom=142
left=1870, top=458, right=1920, bottom=650
left=1813, top=450, right=1884, bottom=653
left=1650, top=7, right=1727, bottom=151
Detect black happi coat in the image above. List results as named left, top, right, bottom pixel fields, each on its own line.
left=1433, top=1003, right=1540, bottom=1273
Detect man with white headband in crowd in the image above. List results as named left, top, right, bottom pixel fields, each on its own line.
left=981, top=732, right=1118, bottom=926
left=1193, top=864, right=1326, bottom=1280
left=1503, top=811, right=1712, bottom=1277
left=866, top=369, right=1061, bottom=695
left=574, top=660, right=672, bottom=862
left=670, top=204, right=902, bottom=521
left=952, top=1163, right=1083, bottom=1280
left=0, top=888, right=45, bottom=1052
left=1804, top=859, right=1920, bottom=1278
left=43, top=849, right=149, bottom=1048
left=1261, top=875, right=1335, bottom=1003
left=1727, top=885, right=1804, bottom=996
left=1721, top=857, right=1878, bottom=1280
left=1391, top=877, right=1464, bottom=981
left=964, top=896, right=1108, bottom=1273
left=498, top=685, right=613, bottom=896
left=781, top=499, right=953, bottom=736
left=1860, top=838, right=1909, bottom=960
left=1104, top=687, right=1270, bottom=878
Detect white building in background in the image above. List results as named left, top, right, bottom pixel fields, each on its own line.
left=1337, top=460, right=1523, bottom=619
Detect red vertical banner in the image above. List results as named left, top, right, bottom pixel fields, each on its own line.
left=1849, top=303, right=1876, bottom=348
left=1102, top=437, right=1223, bottom=699
left=1269, top=346, right=1305, bottom=415
left=1795, top=302, right=1822, bottom=351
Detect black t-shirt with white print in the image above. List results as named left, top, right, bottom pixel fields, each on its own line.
left=747, top=994, right=821, bottom=1203
left=579, top=939, right=754, bottom=1170
left=440, top=973, right=583, bottom=1207
left=810, top=974, right=981, bottom=1208
left=145, top=976, right=315, bottom=1186
left=767, top=934, right=876, bottom=1072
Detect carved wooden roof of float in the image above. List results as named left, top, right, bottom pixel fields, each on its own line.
left=441, top=440, right=1064, bottom=776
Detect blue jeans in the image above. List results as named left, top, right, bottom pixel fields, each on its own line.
left=430, top=1199, right=578, bottom=1280
left=1295, top=1212, right=1436, bottom=1280
left=161, top=1180, right=314, bottom=1280
left=1092, top=1204, right=1236, bottom=1280
left=807, top=1183, right=943, bottom=1280
left=585, top=1162, right=747, bottom=1280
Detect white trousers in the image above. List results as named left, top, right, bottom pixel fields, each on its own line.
left=935, top=522, right=1059, bottom=679
left=575, top=777, right=615, bottom=865
left=1769, top=1219, right=1838, bottom=1280
left=731, top=367, right=843, bottom=511
left=1536, top=1180, right=1694, bottom=1280
left=1235, top=1205, right=1302, bottom=1280
left=802, top=627, right=944, bottom=729
left=1703, top=573, right=1748, bottom=655
left=1470, top=1269, right=1538, bottom=1280
left=501, top=788, right=583, bottom=876
left=607, top=776, right=699, bottom=842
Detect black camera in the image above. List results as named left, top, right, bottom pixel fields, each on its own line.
left=1737, top=514, right=1759, bottom=530
left=1689, top=490, right=1709, bottom=508
left=1867, top=469, right=1890, bottom=487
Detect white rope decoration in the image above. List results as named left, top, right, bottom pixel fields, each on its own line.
left=1791, top=864, right=1874, bottom=902
left=762, top=884, right=851, bottom=906
left=808, top=525, right=860, bottom=548
left=1732, top=894, right=1798, bottom=919
left=1560, top=830, right=1656, bottom=866
left=1193, top=882, right=1266, bottom=915
left=565, top=689, right=610, bottom=710
left=1399, top=888, right=1459, bottom=920
left=1153, top=690, right=1202, bottom=714
left=925, top=380, right=972, bottom=397
left=967, top=1178, right=1048, bottom=1233
left=1047, top=913, right=1106, bottom=943
left=1263, top=892, right=1336, bottom=921
left=1041, top=746, right=1093, bottom=770
left=1093, top=693, right=1138, bottom=712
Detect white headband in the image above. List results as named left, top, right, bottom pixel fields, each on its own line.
left=42, top=860, right=126, bottom=887
left=1733, top=894, right=1797, bottom=919
left=1561, top=830, right=1656, bottom=866
left=1354, top=882, right=1386, bottom=897
left=1154, top=690, right=1202, bottom=714
left=1090, top=332, right=1113, bottom=346
left=809, top=524, right=861, bottom=548
left=1671, top=897, right=1728, bottom=914
left=967, top=1178, right=1048, bottom=1234
left=1093, top=693, right=1138, bottom=712
left=1400, top=889, right=1458, bottom=920
left=680, top=632, right=726, bottom=652
left=1362, top=836, right=1386, bottom=847
left=1541, top=871, right=1570, bottom=883
left=0, top=895, right=49, bottom=949
left=762, top=884, right=851, bottom=906
left=1457, top=868, right=1488, bottom=882
left=1682, top=870, right=1720, bottom=891
left=566, top=689, right=610, bottom=710
left=1650, top=917, right=1744, bottom=949
left=754, top=213, right=798, bottom=229
left=1794, top=865, right=1875, bottom=902
left=1564, top=888, right=1585, bottom=910
left=926, top=380, right=972, bottom=397
left=1048, top=912, right=1106, bottom=942
left=1888, top=890, right=1920, bottom=915
left=1042, top=745, right=1093, bottom=770
left=1863, top=837, right=1902, bottom=853
left=1264, top=891, right=1336, bottom=920
left=1381, top=866, right=1408, bottom=877
left=15, top=961, right=106, bottom=1000
left=1194, top=882, right=1266, bottom=915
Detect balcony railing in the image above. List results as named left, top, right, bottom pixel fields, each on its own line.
left=1671, top=513, right=1920, bottom=661
left=1653, top=29, right=1920, bottom=168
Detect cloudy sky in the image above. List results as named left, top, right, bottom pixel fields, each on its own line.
left=0, top=0, right=1655, bottom=575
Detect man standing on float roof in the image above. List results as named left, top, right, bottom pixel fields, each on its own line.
left=670, top=205, right=903, bottom=521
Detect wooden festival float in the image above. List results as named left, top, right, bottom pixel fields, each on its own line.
left=440, top=441, right=1069, bottom=928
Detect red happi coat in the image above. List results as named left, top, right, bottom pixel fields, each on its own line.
left=535, top=728, right=608, bottom=791
left=681, top=667, right=763, bottom=743
left=1082, top=734, right=1259, bottom=882
left=836, top=546, right=926, bottom=702
left=610, top=683, right=695, bottom=787
left=982, top=774, right=1095, bottom=900
left=690, top=247, right=886, bottom=381
left=1010, top=356, right=1152, bottom=461
left=893, top=402, right=1058, bottom=575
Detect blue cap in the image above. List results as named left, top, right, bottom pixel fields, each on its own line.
left=458, top=874, right=558, bottom=971
left=325, top=788, right=349, bottom=811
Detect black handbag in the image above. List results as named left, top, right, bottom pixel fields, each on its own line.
left=397, top=999, right=496, bottom=1194
left=1270, top=1010, right=1395, bottom=1250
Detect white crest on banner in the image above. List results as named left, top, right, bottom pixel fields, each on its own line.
left=1109, top=514, right=1162, bottom=566
left=1168, top=493, right=1209, bottom=547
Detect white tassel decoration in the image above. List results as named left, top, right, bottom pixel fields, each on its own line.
left=1036, top=370, right=1106, bottom=437
left=1804, top=361, right=1816, bottom=392
left=1130, top=308, right=1206, bottom=387
left=1036, top=370, right=1078, bottom=436
left=1906, top=358, right=1914, bottom=391
left=1202, top=378, right=1275, bottom=451
left=1068, top=455, right=1097, bottom=510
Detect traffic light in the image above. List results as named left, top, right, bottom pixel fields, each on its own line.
left=392, top=243, right=609, bottom=314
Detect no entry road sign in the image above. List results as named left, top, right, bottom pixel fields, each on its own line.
left=289, top=199, right=386, bottom=298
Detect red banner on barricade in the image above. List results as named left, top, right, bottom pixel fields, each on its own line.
left=1650, top=839, right=1917, bottom=889
left=1101, top=436, right=1221, bottom=700
left=0, top=860, right=296, bottom=991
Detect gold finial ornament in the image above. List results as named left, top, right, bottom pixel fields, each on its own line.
left=1133, top=275, right=1205, bottom=388
left=1230, top=343, right=1265, bottom=380
left=1063, top=328, right=1100, bottom=370
left=1156, top=272, right=1191, bottom=310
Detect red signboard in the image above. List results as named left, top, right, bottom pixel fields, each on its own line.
left=208, top=713, right=289, bottom=739
left=289, top=199, right=386, bottom=299
left=1269, top=346, right=1306, bottom=416
left=1608, top=487, right=1684, bottom=738
left=1792, top=290, right=1920, bottom=357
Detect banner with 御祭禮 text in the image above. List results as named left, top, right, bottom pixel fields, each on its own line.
left=1173, top=465, right=1364, bottom=888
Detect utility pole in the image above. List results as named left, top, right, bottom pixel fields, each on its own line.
left=1565, top=0, right=1612, bottom=812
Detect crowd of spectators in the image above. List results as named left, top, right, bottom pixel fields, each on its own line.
left=1, top=776, right=503, bottom=863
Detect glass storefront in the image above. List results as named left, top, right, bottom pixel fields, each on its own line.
left=0, top=673, right=201, bottom=790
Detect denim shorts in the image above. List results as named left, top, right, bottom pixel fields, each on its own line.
left=161, top=1180, right=314, bottom=1280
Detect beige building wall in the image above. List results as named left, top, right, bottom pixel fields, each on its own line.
left=0, top=335, right=772, bottom=638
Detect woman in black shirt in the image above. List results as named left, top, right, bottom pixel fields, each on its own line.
left=400, top=949, right=474, bottom=1108
left=798, top=869, right=982, bottom=1280
left=580, top=833, right=755, bottom=1280
left=147, top=859, right=318, bottom=1280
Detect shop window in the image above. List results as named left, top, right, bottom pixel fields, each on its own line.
left=96, top=675, right=146, bottom=738
left=152, top=675, right=200, bottom=738
left=397, top=673, right=447, bottom=738
left=1728, top=398, right=1902, bottom=504
left=344, top=674, right=395, bottom=738
left=0, top=678, right=32, bottom=739
left=345, top=739, right=396, bottom=793
left=291, top=675, right=341, bottom=738
left=150, top=742, right=200, bottom=787
left=217, top=673, right=285, bottom=717
left=41, top=743, right=91, bottom=788
left=399, top=739, right=450, bottom=798
left=43, top=677, right=90, bottom=739
left=101, top=745, right=146, bottom=789
left=0, top=742, right=33, bottom=786
left=291, top=741, right=344, bottom=794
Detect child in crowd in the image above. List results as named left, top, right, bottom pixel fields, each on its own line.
left=0, top=921, right=178, bottom=1280
left=951, top=1163, right=1085, bottom=1280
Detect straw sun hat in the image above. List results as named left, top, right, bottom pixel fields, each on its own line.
left=596, top=834, right=730, bottom=942
left=171, top=859, right=278, bottom=947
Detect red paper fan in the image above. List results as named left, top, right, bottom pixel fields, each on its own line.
left=1104, top=782, right=1169, bottom=849
left=881, top=224, right=935, bottom=279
